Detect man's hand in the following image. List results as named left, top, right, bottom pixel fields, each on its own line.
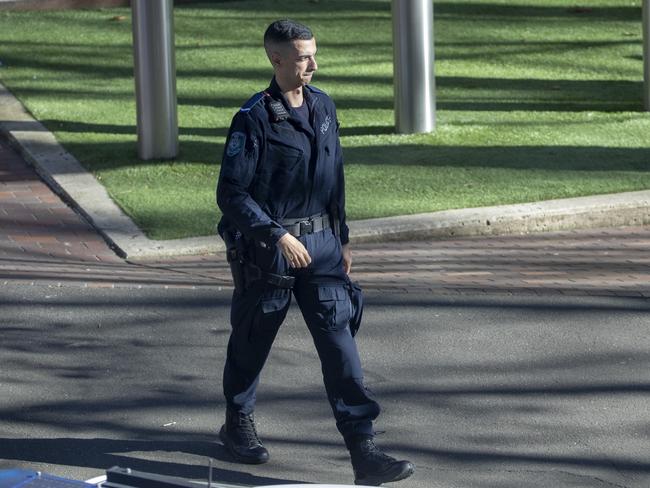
left=278, top=233, right=312, bottom=268
left=342, top=244, right=352, bottom=275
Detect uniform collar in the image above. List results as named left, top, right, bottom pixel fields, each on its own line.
left=266, top=77, right=317, bottom=138
left=266, top=77, right=318, bottom=113
left=266, top=77, right=292, bottom=113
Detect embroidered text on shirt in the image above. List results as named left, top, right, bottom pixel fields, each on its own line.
left=320, top=115, right=331, bottom=135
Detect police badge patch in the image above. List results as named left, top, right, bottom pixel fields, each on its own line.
left=226, top=132, right=245, bottom=157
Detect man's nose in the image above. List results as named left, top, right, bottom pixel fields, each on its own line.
left=309, top=57, right=317, bottom=71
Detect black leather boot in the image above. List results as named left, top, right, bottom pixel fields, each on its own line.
left=219, top=409, right=269, bottom=464
left=348, top=436, right=414, bottom=486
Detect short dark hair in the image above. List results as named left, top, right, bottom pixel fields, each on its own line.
left=264, top=19, right=313, bottom=46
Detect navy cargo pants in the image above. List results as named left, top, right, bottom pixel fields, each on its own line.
left=223, top=226, right=380, bottom=440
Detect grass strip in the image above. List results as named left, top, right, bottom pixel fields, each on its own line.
left=0, top=0, right=648, bottom=239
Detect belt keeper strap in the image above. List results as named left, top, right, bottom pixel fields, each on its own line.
left=265, top=273, right=295, bottom=289
left=245, top=263, right=294, bottom=289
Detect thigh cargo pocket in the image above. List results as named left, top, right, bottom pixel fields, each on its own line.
left=316, top=285, right=352, bottom=331
left=248, top=292, right=291, bottom=341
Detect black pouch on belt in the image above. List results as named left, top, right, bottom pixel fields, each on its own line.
left=347, top=279, right=364, bottom=337
left=223, top=228, right=246, bottom=293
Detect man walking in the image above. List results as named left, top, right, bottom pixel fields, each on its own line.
left=216, top=19, right=414, bottom=486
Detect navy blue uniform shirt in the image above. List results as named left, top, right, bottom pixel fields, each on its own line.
left=217, top=77, right=349, bottom=246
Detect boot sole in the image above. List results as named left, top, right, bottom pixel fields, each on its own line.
left=219, top=425, right=270, bottom=465
left=355, top=461, right=415, bottom=486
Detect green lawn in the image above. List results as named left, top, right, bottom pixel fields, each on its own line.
left=0, top=0, right=649, bottom=240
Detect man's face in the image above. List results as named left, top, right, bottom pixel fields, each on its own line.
left=273, top=37, right=318, bottom=90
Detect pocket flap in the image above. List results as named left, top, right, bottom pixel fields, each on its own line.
left=317, top=286, right=347, bottom=301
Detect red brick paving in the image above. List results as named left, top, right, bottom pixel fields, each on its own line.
left=1, top=137, right=649, bottom=297
left=348, top=228, right=650, bottom=297
left=0, top=139, right=121, bottom=264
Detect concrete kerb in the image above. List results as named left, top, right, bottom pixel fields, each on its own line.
left=2, top=81, right=650, bottom=259
left=348, top=191, right=650, bottom=244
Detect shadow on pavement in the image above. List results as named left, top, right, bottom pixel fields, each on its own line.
left=0, top=437, right=306, bottom=486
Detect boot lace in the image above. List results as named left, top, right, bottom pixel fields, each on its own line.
left=358, top=438, right=396, bottom=464
left=238, top=413, right=262, bottom=448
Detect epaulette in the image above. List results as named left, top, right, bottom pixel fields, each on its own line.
left=306, top=84, right=327, bottom=95
left=239, top=91, right=267, bottom=113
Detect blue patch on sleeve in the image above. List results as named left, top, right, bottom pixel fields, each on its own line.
left=226, top=132, right=246, bottom=157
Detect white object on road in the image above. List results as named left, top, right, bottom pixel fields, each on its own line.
left=84, top=475, right=106, bottom=486
left=261, top=485, right=372, bottom=488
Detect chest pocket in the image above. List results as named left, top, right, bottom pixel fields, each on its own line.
left=257, top=139, right=305, bottom=202
left=266, top=140, right=304, bottom=173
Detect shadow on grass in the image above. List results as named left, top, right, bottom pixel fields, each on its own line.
left=433, top=2, right=640, bottom=20
left=343, top=144, right=650, bottom=171
left=175, top=0, right=639, bottom=21
left=35, top=119, right=392, bottom=138
left=39, top=120, right=228, bottom=138
left=52, top=139, right=650, bottom=173
left=7, top=74, right=642, bottom=113
left=46, top=139, right=223, bottom=170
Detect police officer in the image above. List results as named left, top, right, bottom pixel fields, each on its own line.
left=216, top=19, right=414, bottom=486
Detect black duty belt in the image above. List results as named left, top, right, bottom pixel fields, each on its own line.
left=281, top=214, right=330, bottom=237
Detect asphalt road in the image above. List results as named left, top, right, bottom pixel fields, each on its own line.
left=1, top=284, right=649, bottom=488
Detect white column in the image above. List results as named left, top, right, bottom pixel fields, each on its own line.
left=643, top=0, right=650, bottom=112
left=392, top=0, right=436, bottom=133
left=131, top=0, right=179, bottom=159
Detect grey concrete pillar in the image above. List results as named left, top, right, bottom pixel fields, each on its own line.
left=643, top=0, right=650, bottom=112
left=131, top=0, right=178, bottom=159
left=392, top=0, right=436, bottom=133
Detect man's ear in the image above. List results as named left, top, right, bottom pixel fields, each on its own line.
left=270, top=50, right=282, bottom=67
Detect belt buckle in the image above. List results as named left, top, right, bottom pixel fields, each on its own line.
left=299, top=219, right=314, bottom=235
